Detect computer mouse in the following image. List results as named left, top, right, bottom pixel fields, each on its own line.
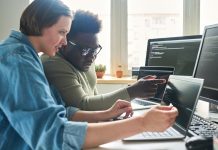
left=185, top=136, right=213, bottom=150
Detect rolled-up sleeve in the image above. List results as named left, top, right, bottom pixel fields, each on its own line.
left=66, top=106, right=79, bottom=120
left=63, top=121, right=88, bottom=149
left=63, top=107, right=87, bottom=149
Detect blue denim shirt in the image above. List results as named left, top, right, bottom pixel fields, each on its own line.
left=0, top=31, right=88, bottom=150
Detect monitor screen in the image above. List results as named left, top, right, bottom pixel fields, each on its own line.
left=193, top=24, right=218, bottom=104
left=146, top=35, right=202, bottom=76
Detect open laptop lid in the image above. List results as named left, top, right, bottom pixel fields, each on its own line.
left=162, top=75, right=204, bottom=136
left=124, top=75, right=204, bottom=141
left=137, top=66, right=175, bottom=102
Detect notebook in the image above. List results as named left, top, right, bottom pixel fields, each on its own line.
left=124, top=75, right=204, bottom=141
left=131, top=66, right=175, bottom=110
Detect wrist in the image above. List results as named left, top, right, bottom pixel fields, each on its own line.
left=99, top=109, right=113, bottom=121
left=134, top=115, right=146, bottom=133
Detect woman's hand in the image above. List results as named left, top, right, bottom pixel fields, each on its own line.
left=106, top=99, right=133, bottom=120
left=140, top=105, right=178, bottom=132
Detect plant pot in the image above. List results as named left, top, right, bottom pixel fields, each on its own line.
left=96, top=71, right=105, bottom=78
left=116, top=70, right=123, bottom=78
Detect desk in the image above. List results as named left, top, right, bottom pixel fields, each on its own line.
left=88, top=139, right=187, bottom=150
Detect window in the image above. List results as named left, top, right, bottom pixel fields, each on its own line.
left=127, top=0, right=183, bottom=71
left=200, top=0, right=218, bottom=33
left=62, top=0, right=199, bottom=76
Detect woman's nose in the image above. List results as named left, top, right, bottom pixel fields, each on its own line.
left=61, top=36, right=68, bottom=46
left=63, top=38, right=67, bottom=46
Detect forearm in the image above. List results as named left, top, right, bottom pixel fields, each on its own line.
left=71, top=110, right=112, bottom=123
left=80, top=88, right=131, bottom=111
left=58, top=84, right=130, bottom=111
left=65, top=88, right=131, bottom=111
left=83, top=116, right=143, bottom=148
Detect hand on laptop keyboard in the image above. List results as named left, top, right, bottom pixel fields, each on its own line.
left=108, top=99, right=133, bottom=120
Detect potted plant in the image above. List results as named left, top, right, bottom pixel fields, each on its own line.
left=95, top=64, right=106, bottom=78
left=116, top=65, right=123, bottom=78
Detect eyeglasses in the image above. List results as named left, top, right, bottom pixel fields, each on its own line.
left=68, top=41, right=102, bottom=56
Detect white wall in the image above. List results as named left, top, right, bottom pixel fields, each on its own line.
left=0, top=0, right=29, bottom=40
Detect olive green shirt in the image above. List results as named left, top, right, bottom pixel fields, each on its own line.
left=41, top=52, right=130, bottom=111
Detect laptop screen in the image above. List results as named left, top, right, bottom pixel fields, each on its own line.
left=162, top=76, right=204, bottom=132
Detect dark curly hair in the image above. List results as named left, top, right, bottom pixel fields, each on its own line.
left=67, top=10, right=102, bottom=39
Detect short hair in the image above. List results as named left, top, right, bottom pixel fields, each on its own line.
left=20, top=0, right=72, bottom=36
left=67, top=10, right=102, bottom=39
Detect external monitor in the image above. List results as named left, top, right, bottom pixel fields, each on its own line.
left=145, top=35, right=202, bottom=76
left=193, top=24, right=218, bottom=105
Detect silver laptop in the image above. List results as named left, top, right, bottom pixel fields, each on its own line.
left=124, top=75, right=204, bottom=141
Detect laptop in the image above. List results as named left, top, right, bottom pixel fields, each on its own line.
left=124, top=75, right=204, bottom=141
left=131, top=66, right=175, bottom=110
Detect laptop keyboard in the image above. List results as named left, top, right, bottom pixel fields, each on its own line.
left=142, top=127, right=181, bottom=138
left=188, top=114, right=218, bottom=137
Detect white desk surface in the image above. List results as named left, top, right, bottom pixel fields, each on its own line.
left=87, top=139, right=187, bottom=150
